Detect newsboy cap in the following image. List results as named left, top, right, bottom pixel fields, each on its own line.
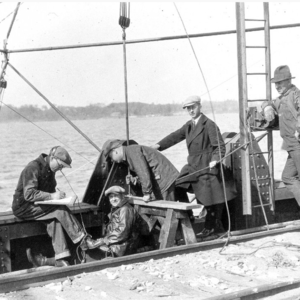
left=182, top=95, right=201, bottom=109
left=105, top=185, right=125, bottom=196
left=271, top=65, right=295, bottom=83
left=51, top=146, right=72, bottom=168
left=102, top=139, right=123, bottom=158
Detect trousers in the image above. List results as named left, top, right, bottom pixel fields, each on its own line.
left=282, top=149, right=300, bottom=206
left=36, top=206, right=85, bottom=260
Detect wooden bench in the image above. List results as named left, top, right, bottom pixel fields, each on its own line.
left=127, top=196, right=203, bottom=249
left=0, top=203, right=103, bottom=273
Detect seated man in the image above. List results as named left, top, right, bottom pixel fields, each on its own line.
left=12, top=146, right=99, bottom=268
left=102, top=139, right=179, bottom=202
left=94, top=185, right=140, bottom=257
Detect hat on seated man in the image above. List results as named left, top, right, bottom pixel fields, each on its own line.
left=182, top=95, right=201, bottom=109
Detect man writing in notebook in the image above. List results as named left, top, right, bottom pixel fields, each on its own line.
left=12, top=146, right=99, bottom=267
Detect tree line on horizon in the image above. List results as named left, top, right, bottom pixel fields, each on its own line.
left=0, top=100, right=239, bottom=122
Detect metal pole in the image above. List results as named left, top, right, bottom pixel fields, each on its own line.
left=264, top=2, right=275, bottom=213
left=2, top=23, right=300, bottom=54
left=236, top=3, right=252, bottom=218
left=122, top=29, right=130, bottom=146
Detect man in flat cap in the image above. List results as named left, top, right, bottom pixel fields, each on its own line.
left=93, top=185, right=140, bottom=257
left=102, top=139, right=179, bottom=202
left=262, top=65, right=300, bottom=205
left=12, top=146, right=99, bottom=268
left=151, top=95, right=228, bottom=237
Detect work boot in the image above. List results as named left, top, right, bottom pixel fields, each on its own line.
left=55, top=259, right=70, bottom=267
left=80, top=234, right=103, bottom=251
left=197, top=227, right=214, bottom=238
left=26, top=248, right=55, bottom=268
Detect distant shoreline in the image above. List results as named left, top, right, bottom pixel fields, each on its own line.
left=0, top=101, right=239, bottom=123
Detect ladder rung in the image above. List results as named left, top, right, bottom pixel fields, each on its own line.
left=251, top=177, right=271, bottom=181
left=250, top=151, right=269, bottom=155
left=245, top=19, right=266, bottom=22
left=246, top=46, right=267, bottom=49
left=247, top=99, right=268, bottom=102
left=253, top=203, right=270, bottom=208
left=247, top=73, right=268, bottom=75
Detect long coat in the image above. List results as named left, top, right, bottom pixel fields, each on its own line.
left=158, top=114, right=229, bottom=206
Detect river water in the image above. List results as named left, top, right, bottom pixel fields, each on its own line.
left=0, top=113, right=286, bottom=212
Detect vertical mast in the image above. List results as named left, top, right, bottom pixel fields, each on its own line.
left=236, top=3, right=252, bottom=218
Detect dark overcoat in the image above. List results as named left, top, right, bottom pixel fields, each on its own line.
left=158, top=114, right=230, bottom=206
left=123, top=145, right=179, bottom=199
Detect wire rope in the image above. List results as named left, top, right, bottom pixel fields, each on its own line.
left=173, top=2, right=236, bottom=248
left=0, top=101, right=96, bottom=166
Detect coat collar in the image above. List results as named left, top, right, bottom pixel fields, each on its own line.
left=187, top=113, right=207, bottom=146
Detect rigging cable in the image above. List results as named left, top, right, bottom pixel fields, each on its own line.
left=0, top=101, right=96, bottom=166
left=247, top=115, right=270, bottom=229
left=173, top=2, right=231, bottom=248
left=7, top=62, right=102, bottom=153
left=119, top=2, right=131, bottom=194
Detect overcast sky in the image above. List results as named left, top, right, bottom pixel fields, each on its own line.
left=0, top=2, right=300, bottom=109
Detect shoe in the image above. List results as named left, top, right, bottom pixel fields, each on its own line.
left=80, top=235, right=104, bottom=250
left=26, top=248, right=54, bottom=267
left=197, top=228, right=214, bottom=238
left=55, top=260, right=70, bottom=267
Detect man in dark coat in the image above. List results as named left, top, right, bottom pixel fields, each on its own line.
left=12, top=146, right=100, bottom=267
left=102, top=140, right=179, bottom=202
left=93, top=185, right=140, bottom=257
left=151, top=95, right=230, bottom=237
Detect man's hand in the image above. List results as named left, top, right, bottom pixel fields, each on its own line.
left=264, top=106, right=275, bottom=122
left=125, top=175, right=138, bottom=185
left=50, top=190, right=66, bottom=200
left=150, top=144, right=160, bottom=150
left=143, top=194, right=151, bottom=202
left=209, top=161, right=217, bottom=169
left=295, top=131, right=300, bottom=141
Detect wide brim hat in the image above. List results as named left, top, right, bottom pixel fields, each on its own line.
left=182, top=95, right=201, bottom=109
left=271, top=65, right=295, bottom=83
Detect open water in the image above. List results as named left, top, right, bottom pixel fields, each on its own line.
left=0, top=113, right=286, bottom=212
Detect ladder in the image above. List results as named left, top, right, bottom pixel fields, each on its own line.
left=235, top=2, right=275, bottom=220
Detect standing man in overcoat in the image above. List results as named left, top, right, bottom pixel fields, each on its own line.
left=151, top=95, right=229, bottom=237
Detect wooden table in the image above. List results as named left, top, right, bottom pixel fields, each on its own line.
left=127, top=197, right=202, bottom=249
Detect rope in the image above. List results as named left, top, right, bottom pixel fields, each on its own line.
left=174, top=2, right=231, bottom=250
left=0, top=101, right=96, bottom=166
left=119, top=3, right=131, bottom=194
left=0, top=3, right=23, bottom=25
left=59, top=169, right=89, bottom=263
left=6, top=2, right=21, bottom=39
left=7, top=62, right=102, bottom=153
left=247, top=117, right=270, bottom=229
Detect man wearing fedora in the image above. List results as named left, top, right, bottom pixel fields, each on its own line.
left=151, top=95, right=233, bottom=238
left=12, top=146, right=100, bottom=268
left=263, top=65, right=300, bottom=205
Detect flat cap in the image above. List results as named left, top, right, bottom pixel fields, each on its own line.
left=182, top=95, right=201, bottom=109
left=105, top=185, right=125, bottom=196
left=52, top=146, right=72, bottom=168
left=102, top=139, right=123, bottom=158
